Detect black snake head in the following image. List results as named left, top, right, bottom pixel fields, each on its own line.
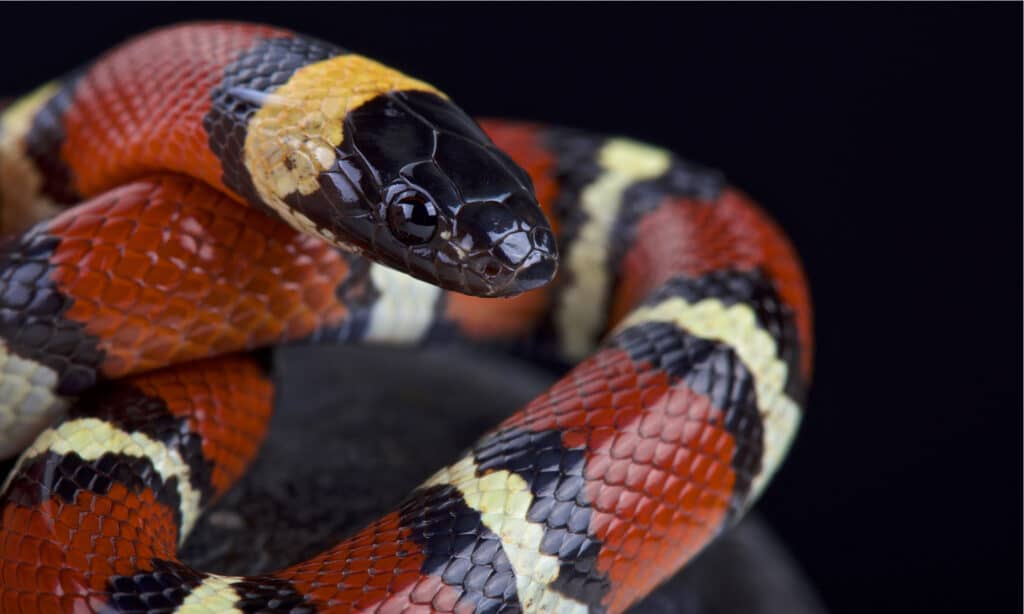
left=266, top=84, right=557, bottom=298
left=336, top=90, right=557, bottom=298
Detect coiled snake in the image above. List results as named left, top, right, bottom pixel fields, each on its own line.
left=0, top=22, right=812, bottom=614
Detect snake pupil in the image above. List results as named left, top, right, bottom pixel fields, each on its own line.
left=388, top=192, right=438, bottom=245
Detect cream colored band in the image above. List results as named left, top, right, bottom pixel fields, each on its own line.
left=556, top=138, right=672, bottom=360
left=425, top=456, right=591, bottom=613
left=0, top=82, right=66, bottom=234
left=0, top=339, right=69, bottom=459
left=5, top=417, right=203, bottom=542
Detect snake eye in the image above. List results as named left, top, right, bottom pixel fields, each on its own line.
left=387, top=191, right=438, bottom=245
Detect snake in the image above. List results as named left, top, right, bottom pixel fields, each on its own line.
left=0, top=22, right=812, bottom=614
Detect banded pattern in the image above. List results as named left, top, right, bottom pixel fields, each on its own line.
left=540, top=129, right=725, bottom=360
left=0, top=23, right=811, bottom=614
left=0, top=176, right=353, bottom=455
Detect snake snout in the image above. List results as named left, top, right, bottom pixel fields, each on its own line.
left=510, top=248, right=558, bottom=293
left=455, top=199, right=558, bottom=296
left=497, top=225, right=558, bottom=292
left=479, top=227, right=558, bottom=296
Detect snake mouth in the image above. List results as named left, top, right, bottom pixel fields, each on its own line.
left=456, top=241, right=558, bottom=297
left=483, top=227, right=559, bottom=296
left=511, top=249, right=558, bottom=293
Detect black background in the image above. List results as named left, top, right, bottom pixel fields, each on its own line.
left=1, top=4, right=1020, bottom=613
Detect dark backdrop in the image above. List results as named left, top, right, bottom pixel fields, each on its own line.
left=1, top=4, right=1020, bottom=613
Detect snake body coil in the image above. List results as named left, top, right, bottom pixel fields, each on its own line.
left=0, top=23, right=812, bottom=613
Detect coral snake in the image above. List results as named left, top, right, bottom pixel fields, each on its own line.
left=0, top=22, right=812, bottom=614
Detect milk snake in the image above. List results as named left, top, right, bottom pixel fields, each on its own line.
left=0, top=22, right=812, bottom=613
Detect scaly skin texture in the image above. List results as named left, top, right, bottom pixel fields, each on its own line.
left=33, top=23, right=286, bottom=201
left=0, top=24, right=811, bottom=614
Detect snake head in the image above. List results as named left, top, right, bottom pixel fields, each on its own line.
left=337, top=90, right=558, bottom=298
left=242, top=55, right=557, bottom=298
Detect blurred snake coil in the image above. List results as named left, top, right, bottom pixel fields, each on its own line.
left=0, top=22, right=812, bottom=614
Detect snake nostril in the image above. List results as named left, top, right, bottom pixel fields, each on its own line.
left=531, top=227, right=556, bottom=255
left=481, top=261, right=503, bottom=278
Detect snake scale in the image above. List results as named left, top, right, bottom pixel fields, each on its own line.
left=0, top=22, right=811, bottom=614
